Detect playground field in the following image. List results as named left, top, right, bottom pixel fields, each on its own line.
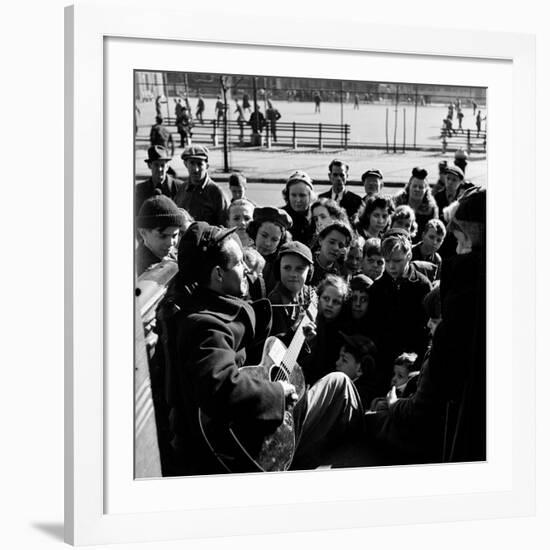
left=137, top=95, right=487, bottom=150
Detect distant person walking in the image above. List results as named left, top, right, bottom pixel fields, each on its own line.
left=215, top=96, right=224, bottom=124
left=149, top=116, right=174, bottom=157
left=249, top=104, right=266, bottom=135
left=472, top=100, right=478, bottom=115
left=176, top=106, right=193, bottom=148
left=456, top=107, right=464, bottom=132
left=353, top=94, right=360, bottom=110
left=265, top=101, right=281, bottom=141
left=195, top=94, right=205, bottom=123
left=155, top=95, right=163, bottom=117
left=314, top=91, right=322, bottom=113
left=476, top=110, right=484, bottom=137
left=242, top=93, right=251, bottom=114
left=234, top=99, right=246, bottom=142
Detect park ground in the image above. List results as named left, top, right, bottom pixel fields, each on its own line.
left=135, top=96, right=487, bottom=206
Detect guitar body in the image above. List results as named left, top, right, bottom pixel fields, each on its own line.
left=199, top=336, right=307, bottom=473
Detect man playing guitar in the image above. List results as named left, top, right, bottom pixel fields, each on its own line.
left=165, top=221, right=363, bottom=475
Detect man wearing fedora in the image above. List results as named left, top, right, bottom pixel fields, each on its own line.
left=136, top=145, right=184, bottom=214
left=319, top=159, right=363, bottom=220
left=174, top=145, right=229, bottom=226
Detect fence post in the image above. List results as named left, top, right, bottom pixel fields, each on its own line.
left=292, top=121, right=298, bottom=149
left=318, top=123, right=323, bottom=150
left=212, top=120, right=218, bottom=146
left=466, top=129, right=472, bottom=154
left=344, top=124, right=349, bottom=150
left=266, top=121, right=272, bottom=149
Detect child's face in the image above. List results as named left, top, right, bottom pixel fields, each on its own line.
left=384, top=249, right=411, bottom=280
left=319, top=285, right=344, bottom=320
left=280, top=254, right=309, bottom=295
left=288, top=182, right=311, bottom=212
left=362, top=253, right=385, bottom=281
left=319, top=230, right=348, bottom=265
left=391, top=364, right=409, bottom=388
left=427, top=317, right=442, bottom=336
left=363, top=176, right=382, bottom=197
left=409, top=177, right=427, bottom=200
left=368, top=207, right=390, bottom=235
left=345, top=245, right=363, bottom=274
left=312, top=205, right=331, bottom=233
left=140, top=226, right=179, bottom=260
left=350, top=290, right=369, bottom=320
left=255, top=221, right=283, bottom=257
left=422, top=228, right=444, bottom=254
left=335, top=346, right=362, bottom=381
left=228, top=205, right=253, bottom=231
left=229, top=184, right=245, bottom=201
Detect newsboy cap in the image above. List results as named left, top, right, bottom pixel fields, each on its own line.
left=277, top=241, right=313, bottom=265
left=177, top=222, right=238, bottom=283
left=145, top=145, right=172, bottom=163
left=181, top=145, right=209, bottom=162
left=444, top=165, right=465, bottom=179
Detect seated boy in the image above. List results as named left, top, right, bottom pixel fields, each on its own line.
left=136, top=195, right=185, bottom=276
left=371, top=352, right=419, bottom=412
left=268, top=241, right=315, bottom=337
left=335, top=332, right=378, bottom=409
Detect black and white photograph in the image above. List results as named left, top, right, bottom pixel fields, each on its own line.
left=134, top=70, right=487, bottom=478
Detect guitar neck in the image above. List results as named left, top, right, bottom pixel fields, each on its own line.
left=281, top=298, right=317, bottom=372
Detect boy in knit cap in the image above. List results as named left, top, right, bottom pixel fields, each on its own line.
left=136, top=195, right=185, bottom=276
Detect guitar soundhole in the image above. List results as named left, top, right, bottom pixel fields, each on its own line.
left=270, top=365, right=289, bottom=383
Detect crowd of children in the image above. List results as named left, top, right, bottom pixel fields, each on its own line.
left=137, top=154, right=486, bottom=468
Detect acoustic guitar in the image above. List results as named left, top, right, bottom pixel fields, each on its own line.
left=198, top=295, right=317, bottom=473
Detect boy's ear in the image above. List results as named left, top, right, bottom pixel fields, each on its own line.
left=137, top=228, right=149, bottom=240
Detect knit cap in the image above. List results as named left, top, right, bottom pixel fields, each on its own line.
left=136, top=195, right=185, bottom=229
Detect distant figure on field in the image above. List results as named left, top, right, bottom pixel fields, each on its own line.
left=149, top=116, right=174, bottom=157
left=314, top=91, right=322, bottom=113
left=265, top=101, right=281, bottom=141
left=195, top=94, right=205, bottom=124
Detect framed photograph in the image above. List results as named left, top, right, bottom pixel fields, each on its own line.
left=65, top=0, right=535, bottom=545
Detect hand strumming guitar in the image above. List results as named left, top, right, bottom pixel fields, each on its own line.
left=278, top=381, right=299, bottom=410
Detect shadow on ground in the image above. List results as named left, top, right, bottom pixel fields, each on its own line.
left=31, top=522, right=64, bottom=541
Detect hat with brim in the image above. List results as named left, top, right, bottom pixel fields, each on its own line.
left=177, top=222, right=238, bottom=283
left=361, top=169, right=383, bottom=180
left=181, top=145, right=209, bottom=162
left=444, top=165, right=464, bottom=179
left=277, top=241, right=313, bottom=265
left=145, top=145, right=172, bottom=163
